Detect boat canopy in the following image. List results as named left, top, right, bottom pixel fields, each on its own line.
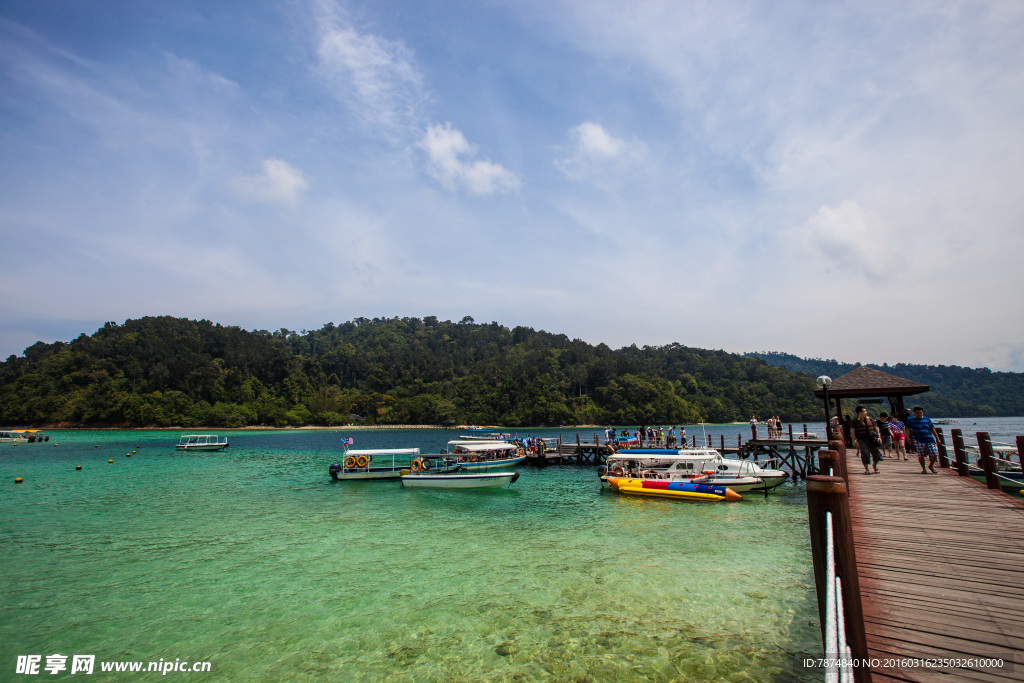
left=450, top=442, right=518, bottom=452
left=344, top=448, right=420, bottom=456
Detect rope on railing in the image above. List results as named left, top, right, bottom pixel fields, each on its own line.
left=824, top=511, right=854, bottom=682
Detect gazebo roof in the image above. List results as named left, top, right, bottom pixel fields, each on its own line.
left=812, top=366, right=929, bottom=398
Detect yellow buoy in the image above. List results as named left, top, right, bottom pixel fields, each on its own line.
left=108, top=459, right=114, bottom=463
left=95, top=445, right=99, bottom=448
left=76, top=465, right=82, bottom=470
left=15, top=477, right=23, bottom=483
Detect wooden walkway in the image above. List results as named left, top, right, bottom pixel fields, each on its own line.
left=846, top=451, right=1024, bottom=682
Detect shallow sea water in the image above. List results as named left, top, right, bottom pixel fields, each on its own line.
left=5, top=423, right=950, bottom=682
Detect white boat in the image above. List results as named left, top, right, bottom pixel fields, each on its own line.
left=445, top=441, right=526, bottom=471
left=400, top=471, right=520, bottom=489
left=0, top=430, right=30, bottom=444
left=175, top=434, right=229, bottom=451
left=329, top=448, right=455, bottom=481
left=458, top=432, right=513, bottom=441
left=601, top=447, right=788, bottom=493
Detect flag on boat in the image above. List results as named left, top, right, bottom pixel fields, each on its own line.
left=341, top=437, right=354, bottom=445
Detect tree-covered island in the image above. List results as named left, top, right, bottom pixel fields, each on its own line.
left=0, top=316, right=1018, bottom=428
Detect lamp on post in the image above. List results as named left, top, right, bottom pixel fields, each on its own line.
left=816, top=375, right=833, bottom=441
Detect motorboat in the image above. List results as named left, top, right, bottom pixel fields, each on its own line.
left=329, top=448, right=457, bottom=481
left=458, top=432, right=513, bottom=441
left=444, top=441, right=526, bottom=471
left=175, top=434, right=229, bottom=451
left=601, top=447, right=787, bottom=493
left=0, top=430, right=30, bottom=444
left=400, top=471, right=520, bottom=489
left=606, top=477, right=741, bottom=502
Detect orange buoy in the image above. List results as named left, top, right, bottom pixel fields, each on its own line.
left=15, top=477, right=23, bottom=483
left=108, top=459, right=113, bottom=463
left=411, top=459, right=423, bottom=472
left=355, top=455, right=369, bottom=468
left=76, top=465, right=82, bottom=470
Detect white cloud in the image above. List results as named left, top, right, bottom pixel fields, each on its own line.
left=231, top=158, right=309, bottom=205
left=418, top=122, right=519, bottom=195
left=555, top=121, right=645, bottom=181
left=315, top=13, right=424, bottom=134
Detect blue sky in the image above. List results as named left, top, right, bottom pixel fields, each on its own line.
left=2, top=0, right=1023, bottom=370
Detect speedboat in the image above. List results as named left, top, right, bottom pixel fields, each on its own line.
left=175, top=435, right=229, bottom=451
left=444, top=441, right=526, bottom=471
left=0, top=430, right=30, bottom=444
left=329, top=448, right=458, bottom=481
left=601, top=448, right=787, bottom=492
left=607, top=477, right=741, bottom=502
left=400, top=471, right=520, bottom=489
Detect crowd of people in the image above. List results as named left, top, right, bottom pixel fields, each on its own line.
left=604, top=425, right=688, bottom=448
left=838, top=405, right=939, bottom=475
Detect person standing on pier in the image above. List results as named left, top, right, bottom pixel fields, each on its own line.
left=906, top=406, right=940, bottom=474
left=853, top=405, right=883, bottom=474
left=888, top=414, right=908, bottom=460
left=876, top=412, right=893, bottom=458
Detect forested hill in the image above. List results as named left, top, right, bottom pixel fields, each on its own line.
left=1, top=316, right=821, bottom=428
left=746, top=352, right=1024, bottom=417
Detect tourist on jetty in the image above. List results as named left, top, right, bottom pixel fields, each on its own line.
left=877, top=412, right=893, bottom=458
left=667, top=427, right=676, bottom=448
left=658, top=426, right=665, bottom=446
left=888, top=414, right=908, bottom=460
left=680, top=425, right=687, bottom=446
left=853, top=405, right=883, bottom=475
left=906, top=406, right=939, bottom=474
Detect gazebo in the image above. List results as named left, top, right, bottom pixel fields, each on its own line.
left=812, top=366, right=930, bottom=423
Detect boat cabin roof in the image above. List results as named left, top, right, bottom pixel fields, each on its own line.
left=345, top=448, right=420, bottom=456
left=450, top=442, right=517, bottom=452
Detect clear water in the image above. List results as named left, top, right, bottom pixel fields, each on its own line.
left=13, top=420, right=1015, bottom=681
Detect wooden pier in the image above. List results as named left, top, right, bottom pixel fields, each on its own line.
left=810, top=433, right=1024, bottom=682
left=848, top=450, right=1023, bottom=682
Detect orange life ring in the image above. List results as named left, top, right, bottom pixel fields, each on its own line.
left=469, top=455, right=478, bottom=462
left=422, top=459, right=433, bottom=470
left=344, top=456, right=356, bottom=468
left=611, top=466, right=624, bottom=477
left=411, top=459, right=422, bottom=472
left=355, top=455, right=369, bottom=468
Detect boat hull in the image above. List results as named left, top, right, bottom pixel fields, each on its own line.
left=454, top=456, right=526, bottom=472
left=607, top=477, right=740, bottom=502
left=175, top=444, right=229, bottom=451
left=967, top=468, right=1024, bottom=493
left=401, top=472, right=519, bottom=489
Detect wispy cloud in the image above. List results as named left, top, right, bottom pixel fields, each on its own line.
left=555, top=121, right=645, bottom=181
left=314, top=10, right=425, bottom=135
left=418, top=122, right=520, bottom=195
left=231, top=158, right=309, bottom=205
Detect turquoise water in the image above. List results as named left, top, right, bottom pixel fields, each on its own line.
left=4, top=427, right=829, bottom=681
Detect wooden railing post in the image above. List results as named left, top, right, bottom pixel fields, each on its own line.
left=827, top=435, right=849, bottom=482
left=1017, top=436, right=1024, bottom=474
left=707, top=433, right=712, bottom=447
left=751, top=423, right=758, bottom=440
left=806, top=475, right=871, bottom=682
left=720, top=434, right=725, bottom=453
left=692, top=435, right=696, bottom=448
left=976, top=432, right=1001, bottom=491
left=818, top=449, right=843, bottom=479
left=935, top=428, right=950, bottom=469
left=951, top=429, right=969, bottom=477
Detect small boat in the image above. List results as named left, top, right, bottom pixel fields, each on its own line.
left=458, top=432, right=513, bottom=441
left=175, top=434, right=229, bottom=451
left=329, top=448, right=457, bottom=481
left=607, top=477, right=741, bottom=502
left=602, top=448, right=787, bottom=492
left=445, top=441, right=526, bottom=471
left=0, top=430, right=30, bottom=444
left=400, top=471, right=520, bottom=489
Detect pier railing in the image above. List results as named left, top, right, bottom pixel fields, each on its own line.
left=807, top=437, right=871, bottom=683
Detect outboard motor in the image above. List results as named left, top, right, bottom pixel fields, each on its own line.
left=329, top=463, right=342, bottom=480
left=597, top=465, right=608, bottom=480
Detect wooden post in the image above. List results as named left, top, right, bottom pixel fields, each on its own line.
left=707, top=433, right=712, bottom=447
left=935, top=428, right=950, bottom=468
left=951, top=429, right=969, bottom=477
left=1017, top=436, right=1024, bottom=474
left=789, top=424, right=794, bottom=441
left=720, top=434, right=725, bottom=453
left=818, top=449, right=842, bottom=479
left=803, top=423, right=808, bottom=437
left=976, top=432, right=1001, bottom=491
left=737, top=434, right=741, bottom=449
left=827, top=437, right=849, bottom=482
left=751, top=423, right=758, bottom=440
left=806, top=476, right=871, bottom=682
left=692, top=435, right=696, bottom=448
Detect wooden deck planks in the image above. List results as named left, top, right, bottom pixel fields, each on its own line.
left=845, top=451, right=1024, bottom=682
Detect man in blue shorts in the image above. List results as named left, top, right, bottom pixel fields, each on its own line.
left=905, top=406, right=940, bottom=474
